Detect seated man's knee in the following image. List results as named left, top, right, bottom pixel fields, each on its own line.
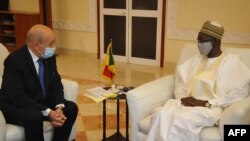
left=64, top=101, right=78, bottom=117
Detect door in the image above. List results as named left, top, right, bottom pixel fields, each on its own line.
left=99, top=0, right=165, bottom=67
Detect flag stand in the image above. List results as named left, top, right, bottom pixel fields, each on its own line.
left=111, top=81, right=115, bottom=92
left=110, top=75, right=118, bottom=93
left=109, top=39, right=115, bottom=92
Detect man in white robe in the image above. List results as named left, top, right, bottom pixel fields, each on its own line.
left=146, top=21, right=250, bottom=141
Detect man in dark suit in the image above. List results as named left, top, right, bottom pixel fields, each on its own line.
left=0, top=24, right=78, bottom=141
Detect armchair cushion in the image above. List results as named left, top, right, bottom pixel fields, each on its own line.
left=0, top=111, right=6, bottom=141
left=138, top=114, right=151, bottom=134
left=5, top=122, right=53, bottom=141
left=219, top=96, right=250, bottom=139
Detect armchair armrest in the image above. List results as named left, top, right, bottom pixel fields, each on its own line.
left=0, top=111, right=6, bottom=141
left=0, top=78, right=5, bottom=140
left=61, top=79, right=79, bottom=102
left=61, top=79, right=79, bottom=140
left=0, top=78, right=2, bottom=89
left=219, top=96, right=250, bottom=140
left=126, top=74, right=175, bottom=141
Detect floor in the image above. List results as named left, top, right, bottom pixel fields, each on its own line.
left=56, top=49, right=175, bottom=141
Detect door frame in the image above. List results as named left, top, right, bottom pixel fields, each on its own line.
left=97, top=0, right=166, bottom=67
left=39, top=0, right=52, bottom=28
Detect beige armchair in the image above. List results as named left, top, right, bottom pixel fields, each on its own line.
left=126, top=44, right=250, bottom=141
left=0, top=43, right=79, bottom=141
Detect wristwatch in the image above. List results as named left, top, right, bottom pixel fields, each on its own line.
left=205, top=102, right=211, bottom=108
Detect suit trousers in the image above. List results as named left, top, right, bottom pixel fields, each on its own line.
left=3, top=100, right=78, bottom=141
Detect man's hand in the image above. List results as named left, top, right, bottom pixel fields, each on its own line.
left=181, top=96, right=208, bottom=107
left=48, top=108, right=67, bottom=127
left=55, top=106, right=64, bottom=116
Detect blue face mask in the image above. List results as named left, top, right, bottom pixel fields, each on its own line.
left=42, top=47, right=56, bottom=59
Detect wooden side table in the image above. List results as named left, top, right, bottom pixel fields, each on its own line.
left=102, top=89, right=131, bottom=141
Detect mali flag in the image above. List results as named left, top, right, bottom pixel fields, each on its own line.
left=101, top=41, right=115, bottom=81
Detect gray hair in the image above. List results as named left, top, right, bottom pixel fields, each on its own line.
left=26, top=30, right=44, bottom=44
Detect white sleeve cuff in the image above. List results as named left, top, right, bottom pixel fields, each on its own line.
left=55, top=104, right=65, bottom=108
left=42, top=108, right=51, bottom=116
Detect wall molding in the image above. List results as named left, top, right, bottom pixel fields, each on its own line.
left=52, top=0, right=97, bottom=32
left=167, top=0, right=250, bottom=44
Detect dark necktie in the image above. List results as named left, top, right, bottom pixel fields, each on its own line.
left=38, top=59, right=45, bottom=96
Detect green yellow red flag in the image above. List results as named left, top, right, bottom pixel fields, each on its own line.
left=101, top=40, right=115, bottom=82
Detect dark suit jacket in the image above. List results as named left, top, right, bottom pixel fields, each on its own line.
left=0, top=45, right=64, bottom=114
